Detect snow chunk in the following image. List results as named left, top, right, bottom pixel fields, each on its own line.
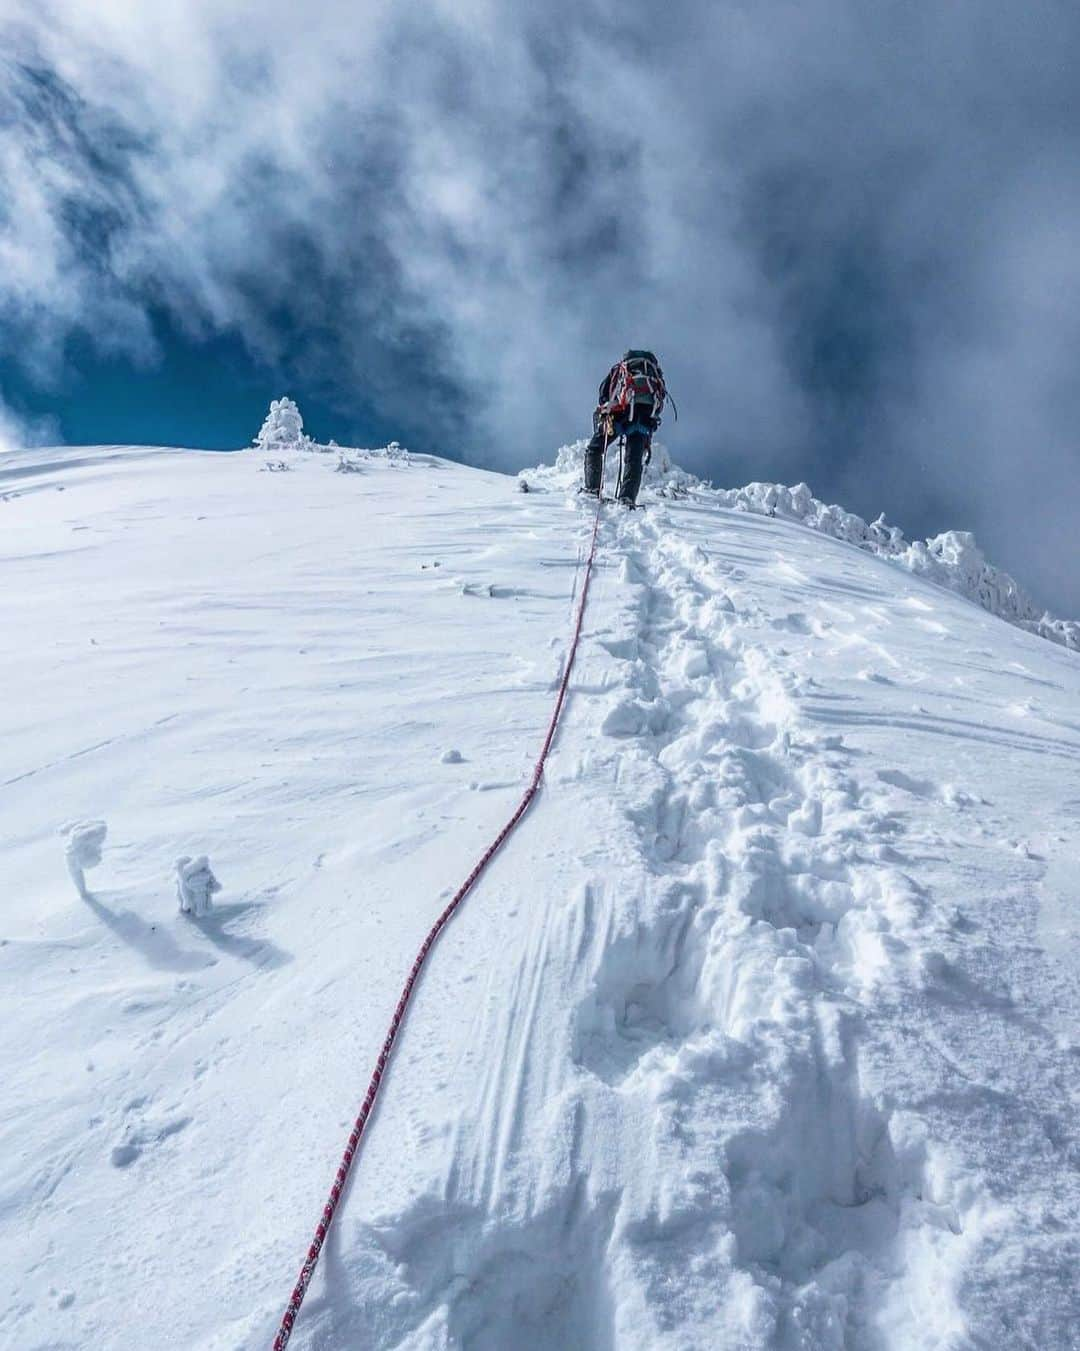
left=441, top=748, right=464, bottom=764
left=526, top=437, right=697, bottom=499
left=253, top=397, right=312, bottom=453
left=175, top=855, right=222, bottom=917
left=62, top=819, right=107, bottom=898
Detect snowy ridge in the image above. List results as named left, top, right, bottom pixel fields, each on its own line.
left=710, top=482, right=1080, bottom=654
left=525, top=443, right=1080, bottom=653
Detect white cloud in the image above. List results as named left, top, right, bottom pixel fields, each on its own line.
left=1, top=0, right=1079, bottom=608
left=0, top=401, right=23, bottom=454
left=0, top=393, right=57, bottom=452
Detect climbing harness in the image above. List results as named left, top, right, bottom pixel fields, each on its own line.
left=271, top=453, right=607, bottom=1350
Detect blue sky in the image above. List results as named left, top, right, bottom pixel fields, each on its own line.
left=0, top=314, right=400, bottom=453
left=2, top=1, right=1079, bottom=612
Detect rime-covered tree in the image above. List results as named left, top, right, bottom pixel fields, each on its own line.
left=253, top=397, right=311, bottom=451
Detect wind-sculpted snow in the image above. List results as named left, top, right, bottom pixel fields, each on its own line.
left=710, top=481, right=1080, bottom=653
left=527, top=443, right=1080, bottom=653
left=2, top=442, right=1078, bottom=1349
left=175, top=855, right=222, bottom=917
left=61, top=819, right=107, bottom=899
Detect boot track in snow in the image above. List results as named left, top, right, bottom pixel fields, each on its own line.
left=302, top=497, right=1029, bottom=1349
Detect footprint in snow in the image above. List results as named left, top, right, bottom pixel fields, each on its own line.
left=771, top=612, right=813, bottom=635
left=602, top=699, right=650, bottom=738
left=110, top=1110, right=192, bottom=1168
left=877, top=769, right=980, bottom=807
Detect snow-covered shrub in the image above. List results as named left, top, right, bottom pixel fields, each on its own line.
left=357, top=440, right=410, bottom=465
left=176, top=855, right=221, bottom=917
left=62, top=819, right=107, bottom=898
left=334, top=442, right=412, bottom=471
left=253, top=397, right=312, bottom=453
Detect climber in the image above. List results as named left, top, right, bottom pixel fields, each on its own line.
left=581, top=350, right=668, bottom=506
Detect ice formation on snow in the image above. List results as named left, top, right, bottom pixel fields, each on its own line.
left=710, top=481, right=1080, bottom=651
left=248, top=401, right=414, bottom=464
left=61, top=819, right=107, bottom=898
left=532, top=440, right=1080, bottom=651
left=175, top=855, right=221, bottom=917
left=338, top=441, right=412, bottom=469
left=253, top=397, right=311, bottom=452
left=383, top=440, right=408, bottom=465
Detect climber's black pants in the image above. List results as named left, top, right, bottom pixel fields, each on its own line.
left=583, top=412, right=654, bottom=503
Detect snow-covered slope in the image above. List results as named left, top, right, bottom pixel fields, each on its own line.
left=2, top=443, right=1078, bottom=1350
left=526, top=445, right=1080, bottom=653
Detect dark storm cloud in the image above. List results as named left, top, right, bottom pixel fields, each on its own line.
left=1, top=0, right=1078, bottom=611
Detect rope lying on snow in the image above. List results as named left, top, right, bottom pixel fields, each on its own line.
left=271, top=490, right=606, bottom=1349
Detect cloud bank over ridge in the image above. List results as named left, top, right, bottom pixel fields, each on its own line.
left=2, top=0, right=1078, bottom=608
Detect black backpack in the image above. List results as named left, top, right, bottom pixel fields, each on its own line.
left=606, top=350, right=667, bottom=421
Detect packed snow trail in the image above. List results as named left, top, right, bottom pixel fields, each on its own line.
left=288, top=490, right=1079, bottom=1349
left=1, top=444, right=1078, bottom=1349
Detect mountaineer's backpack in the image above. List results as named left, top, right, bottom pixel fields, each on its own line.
left=603, top=350, right=667, bottom=423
